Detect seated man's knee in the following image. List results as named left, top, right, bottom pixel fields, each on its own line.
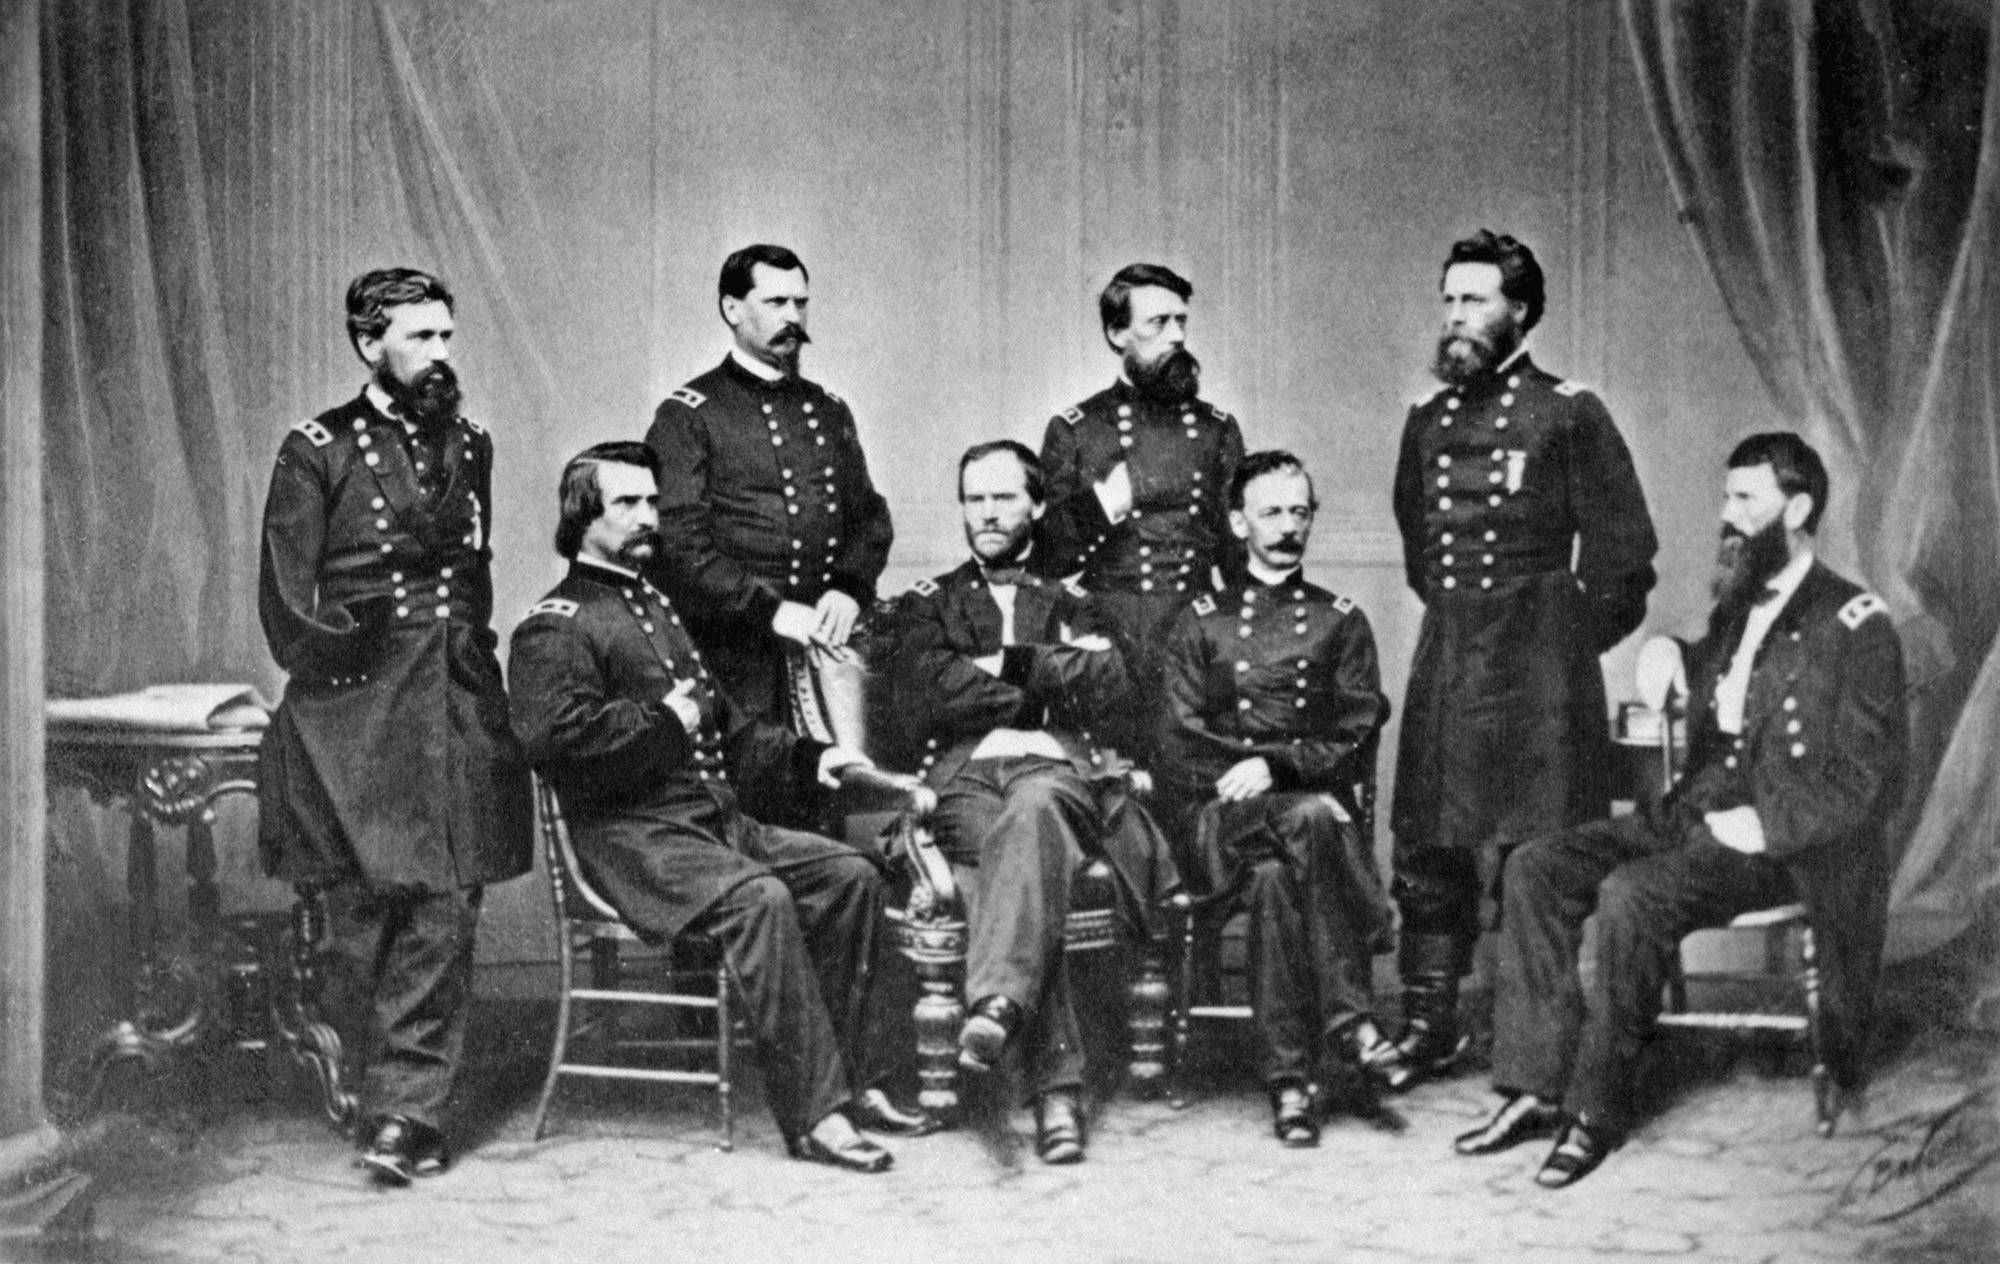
left=1274, top=794, right=1340, bottom=839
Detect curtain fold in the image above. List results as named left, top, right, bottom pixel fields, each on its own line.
left=42, top=0, right=564, bottom=699
left=1620, top=0, right=2000, bottom=988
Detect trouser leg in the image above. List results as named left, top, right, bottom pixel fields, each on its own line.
left=753, top=826, right=885, bottom=1100
left=322, top=882, right=483, bottom=1131
left=1563, top=834, right=1793, bottom=1131
left=1243, top=857, right=1314, bottom=1086
left=1489, top=820, right=1642, bottom=1103
left=941, top=761, right=1094, bottom=1096
left=691, top=873, right=855, bottom=1144
left=1390, top=838, right=1481, bottom=979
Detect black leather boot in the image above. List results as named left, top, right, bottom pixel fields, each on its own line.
left=1392, top=972, right=1470, bottom=1079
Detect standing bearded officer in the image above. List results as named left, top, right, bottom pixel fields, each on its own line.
left=1387, top=231, right=1658, bottom=1081
left=645, top=244, right=895, bottom=748
left=258, top=268, right=533, bottom=1185
left=1039, top=263, right=1246, bottom=749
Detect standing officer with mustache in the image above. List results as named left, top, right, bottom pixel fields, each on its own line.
left=1156, top=451, right=1395, bottom=1147
left=258, top=267, right=533, bottom=1185
left=1039, top=263, right=1246, bottom=755
left=646, top=245, right=895, bottom=749
left=1385, top=230, right=1658, bottom=1084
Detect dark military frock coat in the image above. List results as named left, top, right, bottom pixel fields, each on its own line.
left=645, top=356, right=894, bottom=721
left=508, top=561, right=844, bottom=941
left=257, top=390, right=533, bottom=891
left=1390, top=353, right=1658, bottom=852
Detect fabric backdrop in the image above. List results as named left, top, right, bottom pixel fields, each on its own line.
left=1621, top=0, right=2000, bottom=991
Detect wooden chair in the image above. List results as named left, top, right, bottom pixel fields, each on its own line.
left=1161, top=734, right=1382, bottom=1109
left=528, top=777, right=737, bottom=1148
left=1627, top=679, right=1835, bottom=1136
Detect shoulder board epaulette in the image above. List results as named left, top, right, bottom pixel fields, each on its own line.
left=1055, top=405, right=1084, bottom=427
left=823, top=388, right=845, bottom=406
left=1553, top=380, right=1589, bottom=397
left=1191, top=594, right=1217, bottom=617
left=1414, top=385, right=1447, bottom=407
left=665, top=386, right=706, bottom=409
left=1333, top=594, right=1356, bottom=614
left=526, top=598, right=578, bottom=619
left=1206, top=402, right=1235, bottom=424
left=1838, top=593, right=1887, bottom=630
left=1061, top=576, right=1088, bottom=598
left=910, top=577, right=939, bottom=597
left=292, top=418, right=333, bottom=448
left=461, top=415, right=487, bottom=435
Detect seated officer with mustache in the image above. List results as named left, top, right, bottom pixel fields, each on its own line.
left=1456, top=432, right=1906, bottom=1188
left=890, top=440, right=1177, bottom=1164
left=508, top=441, right=927, bottom=1173
left=1155, top=451, right=1397, bottom=1148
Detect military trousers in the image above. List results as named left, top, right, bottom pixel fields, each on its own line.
left=934, top=756, right=1095, bottom=1098
left=1190, top=793, right=1391, bottom=1088
left=320, top=880, right=483, bottom=1131
left=1490, top=811, right=1794, bottom=1133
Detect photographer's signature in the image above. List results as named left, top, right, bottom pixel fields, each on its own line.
left=1833, top=1087, right=2000, bottom=1224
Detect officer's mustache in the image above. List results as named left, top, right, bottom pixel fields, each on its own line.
left=1269, top=535, right=1305, bottom=555
left=771, top=324, right=811, bottom=347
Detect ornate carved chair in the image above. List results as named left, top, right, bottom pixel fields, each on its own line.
left=529, top=776, right=737, bottom=1148
left=787, top=612, right=1172, bottom=1120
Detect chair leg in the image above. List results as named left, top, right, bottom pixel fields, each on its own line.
left=714, top=957, right=734, bottom=1152
left=1127, top=946, right=1170, bottom=1094
left=531, top=927, right=579, bottom=1142
left=1168, top=896, right=1196, bottom=1110
left=912, top=963, right=964, bottom=1119
left=1799, top=925, right=1834, bottom=1137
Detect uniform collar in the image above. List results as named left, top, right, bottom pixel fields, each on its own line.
left=1244, top=563, right=1303, bottom=591
left=571, top=556, right=641, bottom=586
left=1449, top=349, right=1537, bottom=400
left=1761, top=548, right=1815, bottom=615
left=363, top=380, right=436, bottom=436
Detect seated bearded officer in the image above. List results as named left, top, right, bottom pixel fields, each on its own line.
left=892, top=440, right=1178, bottom=1165
left=1157, top=451, right=1397, bottom=1148
left=507, top=441, right=930, bottom=1173
left=1457, top=432, right=1906, bottom=1188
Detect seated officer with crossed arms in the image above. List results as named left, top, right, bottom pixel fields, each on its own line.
left=1156, top=450, right=1399, bottom=1148
left=507, top=441, right=930, bottom=1174
left=1456, top=432, right=1906, bottom=1187
left=890, top=440, right=1177, bottom=1164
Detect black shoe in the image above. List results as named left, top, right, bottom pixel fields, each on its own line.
left=851, top=1087, right=942, bottom=1137
left=1454, top=1094, right=1562, bottom=1156
left=792, top=1124, right=894, bottom=1174
left=958, top=995, right=1023, bottom=1074
left=1271, top=1084, right=1320, bottom=1149
left=1034, top=1090, right=1085, bottom=1165
left=1346, top=1019, right=1419, bottom=1094
left=359, top=1116, right=449, bottom=1187
left=1535, top=1120, right=1619, bottom=1189
left=1393, top=970, right=1472, bottom=1083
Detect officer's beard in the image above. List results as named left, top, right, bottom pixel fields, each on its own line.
left=616, top=528, right=665, bottom=571
left=1128, top=346, right=1202, bottom=404
left=1431, top=315, right=1522, bottom=388
left=380, top=360, right=462, bottom=429
left=1706, top=514, right=1791, bottom=637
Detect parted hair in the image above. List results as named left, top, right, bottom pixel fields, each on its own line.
left=1727, top=431, right=1830, bottom=535
left=1229, top=449, right=1318, bottom=511
left=957, top=439, right=1045, bottom=503
left=555, top=441, right=660, bottom=560
left=1441, top=230, right=1546, bottom=333
left=719, top=244, right=809, bottom=303
left=1099, top=262, right=1194, bottom=336
left=345, top=268, right=453, bottom=359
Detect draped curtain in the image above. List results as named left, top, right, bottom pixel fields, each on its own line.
left=42, top=0, right=562, bottom=698
left=1621, top=0, right=2000, bottom=993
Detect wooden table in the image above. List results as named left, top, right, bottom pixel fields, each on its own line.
left=46, top=724, right=356, bottom=1129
